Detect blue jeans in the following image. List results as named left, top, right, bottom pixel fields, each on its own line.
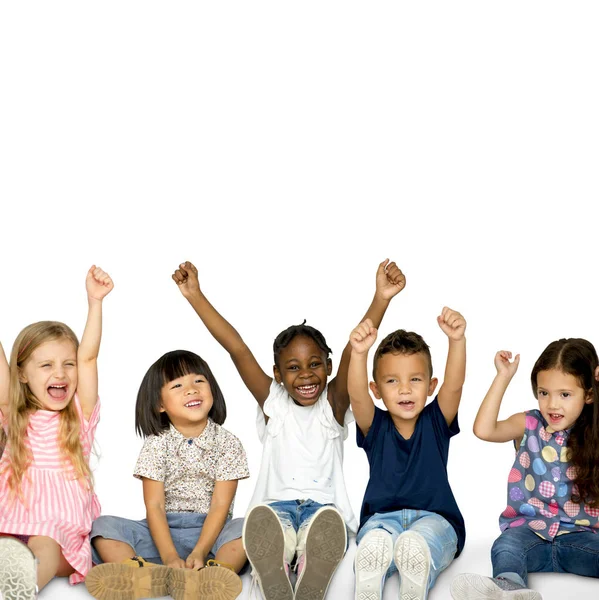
left=492, top=527, right=599, bottom=587
left=90, top=513, right=243, bottom=565
left=357, top=509, right=458, bottom=589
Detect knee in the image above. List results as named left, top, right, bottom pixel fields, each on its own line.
left=491, top=532, right=519, bottom=559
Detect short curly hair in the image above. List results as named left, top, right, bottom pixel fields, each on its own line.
left=372, top=329, right=433, bottom=379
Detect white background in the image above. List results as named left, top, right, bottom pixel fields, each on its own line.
left=1, top=2, right=599, bottom=598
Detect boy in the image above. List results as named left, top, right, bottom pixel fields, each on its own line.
left=348, top=301, right=466, bottom=600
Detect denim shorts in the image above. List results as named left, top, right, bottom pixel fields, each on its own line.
left=90, top=512, right=243, bottom=565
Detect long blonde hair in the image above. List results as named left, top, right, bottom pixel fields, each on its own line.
left=1, top=321, right=93, bottom=494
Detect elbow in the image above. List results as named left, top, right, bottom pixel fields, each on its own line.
left=472, top=423, right=492, bottom=441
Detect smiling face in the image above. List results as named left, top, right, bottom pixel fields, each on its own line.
left=370, top=351, right=438, bottom=425
left=19, top=338, right=78, bottom=411
left=159, top=372, right=214, bottom=433
left=273, top=335, right=332, bottom=406
left=536, top=369, right=593, bottom=431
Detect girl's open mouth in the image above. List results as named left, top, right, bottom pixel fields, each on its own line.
left=47, top=385, right=68, bottom=402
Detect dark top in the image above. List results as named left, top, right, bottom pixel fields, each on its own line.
left=356, top=397, right=465, bottom=556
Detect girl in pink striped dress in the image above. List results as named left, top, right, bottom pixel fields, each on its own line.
left=0, top=265, right=114, bottom=598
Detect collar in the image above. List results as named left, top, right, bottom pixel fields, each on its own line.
left=169, top=419, right=216, bottom=454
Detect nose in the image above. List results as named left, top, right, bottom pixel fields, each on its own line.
left=185, top=385, right=199, bottom=395
left=398, top=382, right=411, bottom=394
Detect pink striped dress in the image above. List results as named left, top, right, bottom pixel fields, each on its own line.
left=0, top=395, right=101, bottom=584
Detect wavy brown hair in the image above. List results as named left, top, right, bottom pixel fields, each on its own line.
left=0, top=321, right=93, bottom=496
left=531, top=338, right=599, bottom=508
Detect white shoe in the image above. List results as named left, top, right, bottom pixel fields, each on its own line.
left=354, top=529, right=393, bottom=600
left=450, top=574, right=542, bottom=600
left=393, top=531, right=431, bottom=600
left=0, top=537, right=37, bottom=600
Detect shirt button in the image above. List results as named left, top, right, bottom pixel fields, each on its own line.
left=188, top=439, right=193, bottom=445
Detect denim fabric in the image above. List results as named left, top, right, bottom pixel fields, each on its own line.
left=492, top=526, right=599, bottom=586
left=90, top=512, right=243, bottom=565
left=357, top=509, right=457, bottom=589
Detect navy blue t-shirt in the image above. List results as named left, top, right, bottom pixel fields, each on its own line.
left=357, top=397, right=465, bottom=556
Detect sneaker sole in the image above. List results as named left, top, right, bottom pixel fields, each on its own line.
left=85, top=562, right=171, bottom=600
left=0, top=537, right=37, bottom=600
left=394, top=531, right=431, bottom=600
left=169, top=565, right=242, bottom=600
left=243, top=505, right=293, bottom=600
left=450, top=574, right=543, bottom=600
left=295, top=507, right=347, bottom=600
left=354, top=529, right=393, bottom=600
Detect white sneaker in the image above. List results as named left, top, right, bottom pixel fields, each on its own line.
left=393, top=531, right=431, bottom=600
left=450, top=574, right=543, bottom=600
left=0, top=537, right=37, bottom=600
left=354, top=529, right=393, bottom=600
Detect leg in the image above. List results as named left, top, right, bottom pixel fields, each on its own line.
left=93, top=538, right=137, bottom=564
left=28, top=535, right=74, bottom=591
left=295, top=503, right=347, bottom=600
left=554, top=530, right=599, bottom=578
left=215, top=538, right=246, bottom=573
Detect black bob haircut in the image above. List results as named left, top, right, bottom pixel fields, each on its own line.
left=273, top=320, right=332, bottom=367
left=135, top=350, right=227, bottom=437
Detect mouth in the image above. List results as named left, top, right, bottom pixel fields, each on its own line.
left=397, top=400, right=416, bottom=410
left=184, top=399, right=203, bottom=409
left=295, top=384, right=320, bottom=400
left=47, top=384, right=68, bottom=402
left=548, top=413, right=564, bottom=424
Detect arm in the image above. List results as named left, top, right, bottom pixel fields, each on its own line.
left=77, top=266, right=114, bottom=420
left=0, top=341, right=9, bottom=418
left=473, top=350, right=526, bottom=443
left=348, top=320, right=379, bottom=436
left=173, top=262, right=272, bottom=407
left=185, top=479, right=238, bottom=569
left=142, top=478, right=186, bottom=569
left=329, top=260, right=406, bottom=424
left=436, top=307, right=467, bottom=425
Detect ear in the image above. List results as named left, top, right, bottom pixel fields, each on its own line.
left=273, top=365, right=282, bottom=384
left=159, top=403, right=166, bottom=413
left=326, top=358, right=332, bottom=376
left=428, top=377, right=439, bottom=396
left=18, top=369, right=27, bottom=384
left=369, top=381, right=382, bottom=399
left=595, top=366, right=599, bottom=382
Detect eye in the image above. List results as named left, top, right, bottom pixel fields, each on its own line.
left=310, top=362, right=321, bottom=368
left=538, top=390, right=548, bottom=397
left=561, top=392, right=571, bottom=398
left=195, top=378, right=205, bottom=384
left=170, top=383, right=182, bottom=390
left=65, top=362, right=76, bottom=367
left=288, top=365, right=299, bottom=371
left=411, top=377, right=422, bottom=382
left=41, top=364, right=51, bottom=368
left=386, top=378, right=397, bottom=384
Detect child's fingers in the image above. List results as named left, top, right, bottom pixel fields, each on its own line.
left=379, top=258, right=390, bottom=271
left=172, top=273, right=184, bottom=286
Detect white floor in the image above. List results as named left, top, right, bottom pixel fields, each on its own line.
left=41, top=536, right=599, bottom=600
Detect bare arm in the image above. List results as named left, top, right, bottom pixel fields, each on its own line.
left=77, top=266, right=113, bottom=420
left=173, top=262, right=272, bottom=407
left=436, top=308, right=467, bottom=425
left=473, top=351, right=526, bottom=443
left=347, top=320, right=379, bottom=436
left=329, top=260, right=406, bottom=424
left=0, top=341, right=9, bottom=419
left=142, top=478, right=186, bottom=569
left=185, top=479, right=238, bottom=569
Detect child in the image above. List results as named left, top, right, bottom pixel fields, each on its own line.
left=348, top=303, right=467, bottom=600
left=0, top=265, right=113, bottom=598
left=451, top=339, right=599, bottom=600
left=172, top=259, right=405, bottom=600
left=86, top=349, right=249, bottom=600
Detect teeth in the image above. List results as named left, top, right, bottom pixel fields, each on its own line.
left=49, top=385, right=66, bottom=389
left=185, top=400, right=202, bottom=408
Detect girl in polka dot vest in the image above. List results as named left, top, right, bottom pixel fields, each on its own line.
left=451, top=338, right=599, bottom=600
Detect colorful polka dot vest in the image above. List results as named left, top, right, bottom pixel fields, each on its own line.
left=499, top=409, right=599, bottom=538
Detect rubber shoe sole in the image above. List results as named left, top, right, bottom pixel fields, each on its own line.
left=0, top=537, right=37, bottom=600
left=450, top=574, right=543, bottom=600
left=295, top=506, right=347, bottom=600
left=169, top=565, right=242, bottom=600
left=394, top=531, right=431, bottom=600
left=354, top=529, right=393, bottom=600
left=85, top=562, right=170, bottom=600
left=243, top=504, right=293, bottom=600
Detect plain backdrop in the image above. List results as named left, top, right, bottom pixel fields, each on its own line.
left=1, top=2, right=599, bottom=598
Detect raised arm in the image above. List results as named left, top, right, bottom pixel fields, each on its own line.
left=77, top=266, right=114, bottom=420
left=436, top=307, right=467, bottom=425
left=348, top=319, right=379, bottom=436
left=329, top=259, right=405, bottom=424
left=173, top=262, right=272, bottom=407
left=473, top=350, right=525, bottom=443
left=0, top=341, right=9, bottom=418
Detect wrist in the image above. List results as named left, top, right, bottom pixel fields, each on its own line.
left=373, top=291, right=392, bottom=305
left=161, top=551, right=180, bottom=563
left=87, top=296, right=103, bottom=306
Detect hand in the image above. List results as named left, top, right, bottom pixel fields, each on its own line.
left=86, top=266, right=114, bottom=301
left=185, top=551, right=206, bottom=570
left=350, top=319, right=378, bottom=354
left=164, top=555, right=186, bottom=569
left=375, top=259, right=406, bottom=301
left=437, top=307, right=466, bottom=341
left=172, top=261, right=201, bottom=298
left=495, top=350, right=520, bottom=379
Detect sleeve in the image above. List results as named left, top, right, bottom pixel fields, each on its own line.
left=356, top=405, right=385, bottom=451
left=429, top=396, right=459, bottom=439
left=215, top=430, right=250, bottom=481
left=73, top=393, right=101, bottom=435
left=256, top=381, right=289, bottom=441
left=133, top=434, right=167, bottom=482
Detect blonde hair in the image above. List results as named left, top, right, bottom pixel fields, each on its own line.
left=0, top=321, right=93, bottom=495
